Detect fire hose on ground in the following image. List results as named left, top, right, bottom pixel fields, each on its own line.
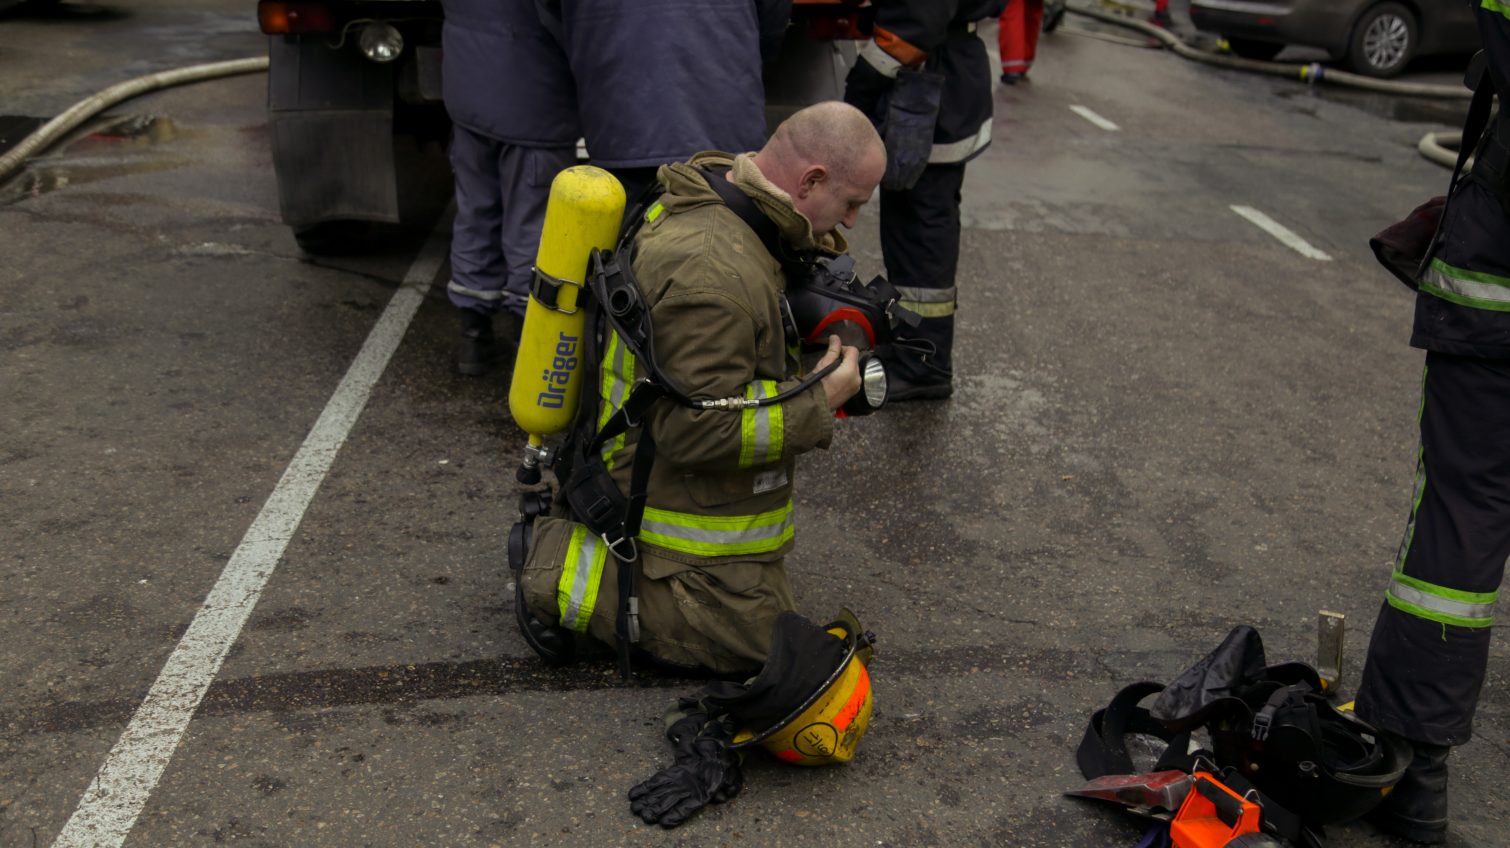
left=0, top=56, right=268, bottom=184
left=1064, top=2, right=1475, bottom=168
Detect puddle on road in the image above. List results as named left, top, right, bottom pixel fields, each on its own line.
left=1281, top=86, right=1471, bottom=128
left=0, top=114, right=192, bottom=205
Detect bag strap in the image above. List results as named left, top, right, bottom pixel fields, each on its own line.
left=1077, top=682, right=1194, bottom=779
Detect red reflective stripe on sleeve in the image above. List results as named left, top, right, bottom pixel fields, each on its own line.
left=873, top=25, right=928, bottom=66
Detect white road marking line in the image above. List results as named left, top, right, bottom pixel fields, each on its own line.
left=1069, top=105, right=1120, bottom=132
left=52, top=212, right=453, bottom=848
left=1230, top=205, right=1333, bottom=261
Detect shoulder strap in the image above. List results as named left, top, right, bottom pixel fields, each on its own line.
left=1416, top=51, right=1499, bottom=277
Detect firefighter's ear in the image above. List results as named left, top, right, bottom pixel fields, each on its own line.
left=798, top=165, right=827, bottom=198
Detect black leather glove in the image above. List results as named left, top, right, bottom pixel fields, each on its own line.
left=627, top=714, right=743, bottom=828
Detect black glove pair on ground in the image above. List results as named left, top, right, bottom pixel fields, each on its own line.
left=627, top=713, right=743, bottom=828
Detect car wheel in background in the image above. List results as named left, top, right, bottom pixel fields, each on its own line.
left=1347, top=2, right=1417, bottom=78
left=1225, top=38, right=1284, bottom=62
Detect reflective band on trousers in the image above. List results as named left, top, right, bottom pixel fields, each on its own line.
left=740, top=381, right=784, bottom=468
left=597, top=330, right=637, bottom=470
left=639, top=501, right=795, bottom=557
left=1387, top=573, right=1497, bottom=629
left=896, top=285, right=957, bottom=318
left=1420, top=258, right=1510, bottom=313
left=447, top=280, right=505, bottom=301
left=859, top=40, right=903, bottom=79
left=931, top=119, right=992, bottom=164
left=558, top=524, right=609, bottom=633
left=1485, top=0, right=1510, bottom=23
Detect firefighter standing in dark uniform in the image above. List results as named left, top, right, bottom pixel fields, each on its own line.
left=441, top=0, right=579, bottom=375
left=1354, top=3, right=1510, bottom=843
left=843, top=0, right=1007, bottom=400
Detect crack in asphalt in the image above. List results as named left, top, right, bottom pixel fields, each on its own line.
left=0, top=642, right=1165, bottom=738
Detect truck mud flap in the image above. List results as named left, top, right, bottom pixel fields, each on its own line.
left=267, top=36, right=400, bottom=228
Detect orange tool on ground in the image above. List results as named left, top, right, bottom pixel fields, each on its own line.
left=1168, top=771, right=1264, bottom=848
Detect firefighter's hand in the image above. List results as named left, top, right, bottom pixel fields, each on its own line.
left=816, top=335, right=862, bottom=411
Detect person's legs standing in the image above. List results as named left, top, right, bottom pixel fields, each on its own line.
left=1356, top=352, right=1510, bottom=842
left=998, top=0, right=1028, bottom=83
left=1023, top=0, right=1044, bottom=73
left=448, top=124, right=509, bottom=375
left=495, top=143, right=577, bottom=340
left=878, top=163, right=966, bottom=399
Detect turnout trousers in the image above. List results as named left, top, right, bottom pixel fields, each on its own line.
left=1356, top=351, right=1510, bottom=746
left=447, top=124, right=575, bottom=317
left=879, top=162, right=967, bottom=384
left=998, top=0, right=1044, bottom=76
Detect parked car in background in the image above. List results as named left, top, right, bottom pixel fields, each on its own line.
left=1189, top=0, right=1480, bottom=77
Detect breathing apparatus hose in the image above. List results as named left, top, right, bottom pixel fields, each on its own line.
left=1063, top=3, right=1471, bottom=100
left=0, top=56, right=269, bottom=184
left=691, top=359, right=842, bottom=411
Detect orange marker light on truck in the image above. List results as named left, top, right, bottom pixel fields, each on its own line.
left=258, top=1, right=336, bottom=35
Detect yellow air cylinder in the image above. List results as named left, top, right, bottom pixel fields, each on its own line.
left=508, top=165, right=626, bottom=483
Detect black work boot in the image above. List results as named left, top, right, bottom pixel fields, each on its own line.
left=1368, top=738, right=1450, bottom=844
left=456, top=309, right=506, bottom=376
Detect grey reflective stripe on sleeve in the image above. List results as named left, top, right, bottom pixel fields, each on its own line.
left=447, top=280, right=506, bottom=301
left=859, top=40, right=903, bottom=79
left=1420, top=259, right=1510, bottom=312
left=896, top=285, right=957, bottom=318
left=930, top=119, right=992, bottom=164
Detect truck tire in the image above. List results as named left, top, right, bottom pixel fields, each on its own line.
left=1347, top=2, right=1417, bottom=78
left=292, top=221, right=375, bottom=256
left=1225, top=38, right=1283, bottom=62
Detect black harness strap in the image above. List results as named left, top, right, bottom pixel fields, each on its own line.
left=1077, top=681, right=1194, bottom=780
left=696, top=167, right=786, bottom=263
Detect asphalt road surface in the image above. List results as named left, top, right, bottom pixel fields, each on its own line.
left=1, top=2, right=1504, bottom=847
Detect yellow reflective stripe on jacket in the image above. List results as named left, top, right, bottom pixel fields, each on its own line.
left=639, top=501, right=795, bottom=557
left=1387, top=572, right=1498, bottom=629
left=896, top=285, right=957, bottom=318
left=597, top=330, right=636, bottom=470
left=739, top=381, right=784, bottom=468
left=558, top=524, right=608, bottom=633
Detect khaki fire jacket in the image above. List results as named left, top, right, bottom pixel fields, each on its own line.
left=522, top=151, right=845, bottom=673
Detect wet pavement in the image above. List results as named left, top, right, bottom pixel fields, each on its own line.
left=0, top=2, right=1505, bottom=847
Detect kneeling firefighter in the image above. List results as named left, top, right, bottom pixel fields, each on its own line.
left=506, top=102, right=903, bottom=679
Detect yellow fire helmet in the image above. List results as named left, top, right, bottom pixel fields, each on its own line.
left=732, top=611, right=875, bottom=766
